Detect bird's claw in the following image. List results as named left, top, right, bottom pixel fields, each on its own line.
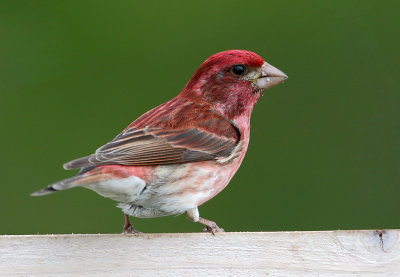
left=202, top=224, right=225, bottom=235
left=122, top=224, right=142, bottom=234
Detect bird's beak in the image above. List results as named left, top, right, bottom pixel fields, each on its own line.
left=254, top=62, right=288, bottom=90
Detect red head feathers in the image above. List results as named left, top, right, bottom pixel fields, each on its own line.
left=181, top=50, right=287, bottom=120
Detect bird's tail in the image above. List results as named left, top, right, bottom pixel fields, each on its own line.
left=31, top=175, right=88, bottom=196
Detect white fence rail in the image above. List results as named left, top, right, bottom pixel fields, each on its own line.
left=1, top=230, right=399, bottom=276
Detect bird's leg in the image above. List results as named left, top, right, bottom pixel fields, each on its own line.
left=198, top=217, right=225, bottom=234
left=122, top=213, right=141, bottom=234
left=186, top=208, right=225, bottom=235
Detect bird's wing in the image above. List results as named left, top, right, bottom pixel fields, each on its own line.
left=63, top=98, right=240, bottom=169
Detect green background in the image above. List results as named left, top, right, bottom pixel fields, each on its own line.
left=1, top=0, right=399, bottom=234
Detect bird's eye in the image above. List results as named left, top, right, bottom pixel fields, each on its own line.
left=232, top=65, right=245, bottom=75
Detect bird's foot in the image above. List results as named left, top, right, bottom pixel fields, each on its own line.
left=198, top=217, right=225, bottom=235
left=202, top=224, right=225, bottom=235
left=186, top=208, right=225, bottom=235
left=122, top=213, right=142, bottom=234
left=122, top=223, right=142, bottom=234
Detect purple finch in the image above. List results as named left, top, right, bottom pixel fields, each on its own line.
left=32, top=50, right=287, bottom=233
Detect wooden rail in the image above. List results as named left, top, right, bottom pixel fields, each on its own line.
left=1, top=230, right=399, bottom=276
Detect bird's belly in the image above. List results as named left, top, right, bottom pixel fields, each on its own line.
left=84, top=158, right=243, bottom=218
left=125, top=160, right=240, bottom=217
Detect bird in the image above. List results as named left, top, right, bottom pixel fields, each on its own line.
left=31, top=50, right=288, bottom=234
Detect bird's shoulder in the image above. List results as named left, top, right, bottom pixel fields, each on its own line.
left=127, top=96, right=240, bottom=142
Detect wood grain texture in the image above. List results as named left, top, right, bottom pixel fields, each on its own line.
left=1, top=230, right=399, bottom=276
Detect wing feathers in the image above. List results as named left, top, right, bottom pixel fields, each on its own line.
left=64, top=99, right=241, bottom=170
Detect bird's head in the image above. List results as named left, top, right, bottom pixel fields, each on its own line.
left=180, top=50, right=287, bottom=120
